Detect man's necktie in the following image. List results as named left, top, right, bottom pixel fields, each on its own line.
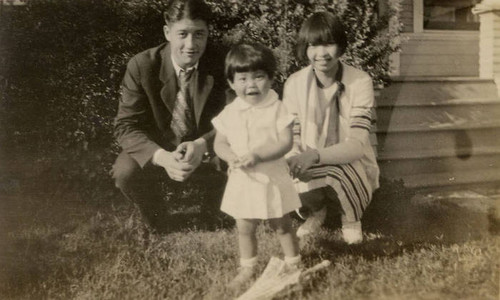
left=171, top=68, right=195, bottom=141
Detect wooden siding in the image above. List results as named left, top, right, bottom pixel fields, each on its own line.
left=376, top=78, right=500, bottom=187
left=399, top=32, right=479, bottom=77
left=400, top=0, right=414, bottom=32
left=478, top=11, right=500, bottom=78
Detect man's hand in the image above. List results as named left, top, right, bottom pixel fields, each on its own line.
left=153, top=149, right=196, bottom=182
left=175, top=138, right=207, bottom=168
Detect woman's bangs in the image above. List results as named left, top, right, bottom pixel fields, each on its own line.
left=306, top=20, right=334, bottom=46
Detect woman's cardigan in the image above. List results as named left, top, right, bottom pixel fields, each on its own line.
left=283, top=63, right=380, bottom=221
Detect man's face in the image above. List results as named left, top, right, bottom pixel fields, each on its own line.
left=164, top=18, right=208, bottom=69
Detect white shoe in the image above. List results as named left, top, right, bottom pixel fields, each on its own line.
left=342, top=221, right=363, bottom=244
left=227, top=266, right=256, bottom=290
left=295, top=208, right=308, bottom=220
left=296, top=207, right=327, bottom=238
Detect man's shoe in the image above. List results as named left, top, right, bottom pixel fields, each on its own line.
left=296, top=207, right=327, bottom=238
left=342, top=221, right=363, bottom=244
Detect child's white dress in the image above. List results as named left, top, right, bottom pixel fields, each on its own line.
left=212, top=90, right=301, bottom=219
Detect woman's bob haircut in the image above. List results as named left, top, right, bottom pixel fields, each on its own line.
left=296, top=11, right=348, bottom=62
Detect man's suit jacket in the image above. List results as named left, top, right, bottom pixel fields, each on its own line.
left=114, top=43, right=227, bottom=168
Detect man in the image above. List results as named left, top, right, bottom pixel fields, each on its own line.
left=112, top=0, right=227, bottom=232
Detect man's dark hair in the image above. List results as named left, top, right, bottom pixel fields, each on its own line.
left=225, top=43, right=277, bottom=83
left=163, top=0, right=212, bottom=25
left=296, top=11, right=348, bottom=62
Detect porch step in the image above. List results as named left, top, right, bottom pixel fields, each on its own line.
left=376, top=126, right=500, bottom=153
left=377, top=78, right=498, bottom=106
left=378, top=147, right=500, bottom=177
left=376, top=98, right=500, bottom=132
left=378, top=146, right=500, bottom=160
left=375, top=77, right=500, bottom=188
left=377, top=97, right=500, bottom=107
left=392, top=168, right=500, bottom=189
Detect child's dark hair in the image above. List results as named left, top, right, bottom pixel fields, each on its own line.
left=225, top=43, right=277, bottom=82
left=296, top=11, right=348, bottom=62
left=163, top=0, right=212, bottom=26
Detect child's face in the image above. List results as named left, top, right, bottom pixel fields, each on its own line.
left=229, top=70, right=272, bottom=105
left=307, top=43, right=341, bottom=73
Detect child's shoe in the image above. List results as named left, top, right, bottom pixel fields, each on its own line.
left=227, top=266, right=256, bottom=290
left=342, top=221, right=363, bottom=244
left=296, top=207, right=327, bottom=238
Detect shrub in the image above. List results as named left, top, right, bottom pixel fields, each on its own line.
left=209, top=0, right=403, bottom=88
left=0, top=0, right=167, bottom=199
left=0, top=0, right=402, bottom=199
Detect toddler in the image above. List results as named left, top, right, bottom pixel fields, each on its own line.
left=212, top=43, right=302, bottom=289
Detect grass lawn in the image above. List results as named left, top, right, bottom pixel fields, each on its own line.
left=1, top=166, right=499, bottom=299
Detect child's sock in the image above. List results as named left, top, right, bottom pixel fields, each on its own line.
left=284, top=254, right=302, bottom=267
left=228, top=256, right=258, bottom=290
left=240, top=256, right=258, bottom=268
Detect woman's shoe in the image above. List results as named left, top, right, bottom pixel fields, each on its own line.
left=295, top=207, right=310, bottom=220
left=342, top=221, right=363, bottom=244
left=296, top=207, right=327, bottom=238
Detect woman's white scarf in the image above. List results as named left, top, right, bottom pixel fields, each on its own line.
left=302, top=72, right=343, bottom=150
left=295, top=66, right=345, bottom=193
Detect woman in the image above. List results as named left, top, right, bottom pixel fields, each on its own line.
left=283, top=11, right=379, bottom=244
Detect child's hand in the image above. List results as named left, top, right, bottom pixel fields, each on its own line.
left=239, top=153, right=260, bottom=168
left=228, top=157, right=242, bottom=169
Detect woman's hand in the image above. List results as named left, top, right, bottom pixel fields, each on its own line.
left=297, top=169, right=314, bottom=182
left=287, top=149, right=319, bottom=178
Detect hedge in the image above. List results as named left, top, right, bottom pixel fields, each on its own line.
left=0, top=0, right=402, bottom=198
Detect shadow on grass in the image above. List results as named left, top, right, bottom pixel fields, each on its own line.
left=363, top=179, right=493, bottom=243
left=305, top=178, right=497, bottom=262
left=0, top=192, right=101, bottom=299
left=159, top=210, right=235, bottom=234
left=153, top=175, right=235, bottom=234
left=1, top=164, right=497, bottom=299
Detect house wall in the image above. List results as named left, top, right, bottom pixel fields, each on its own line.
left=478, top=11, right=500, bottom=79
left=400, top=0, right=413, bottom=33
left=395, top=0, right=479, bottom=77
left=399, top=32, right=479, bottom=77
